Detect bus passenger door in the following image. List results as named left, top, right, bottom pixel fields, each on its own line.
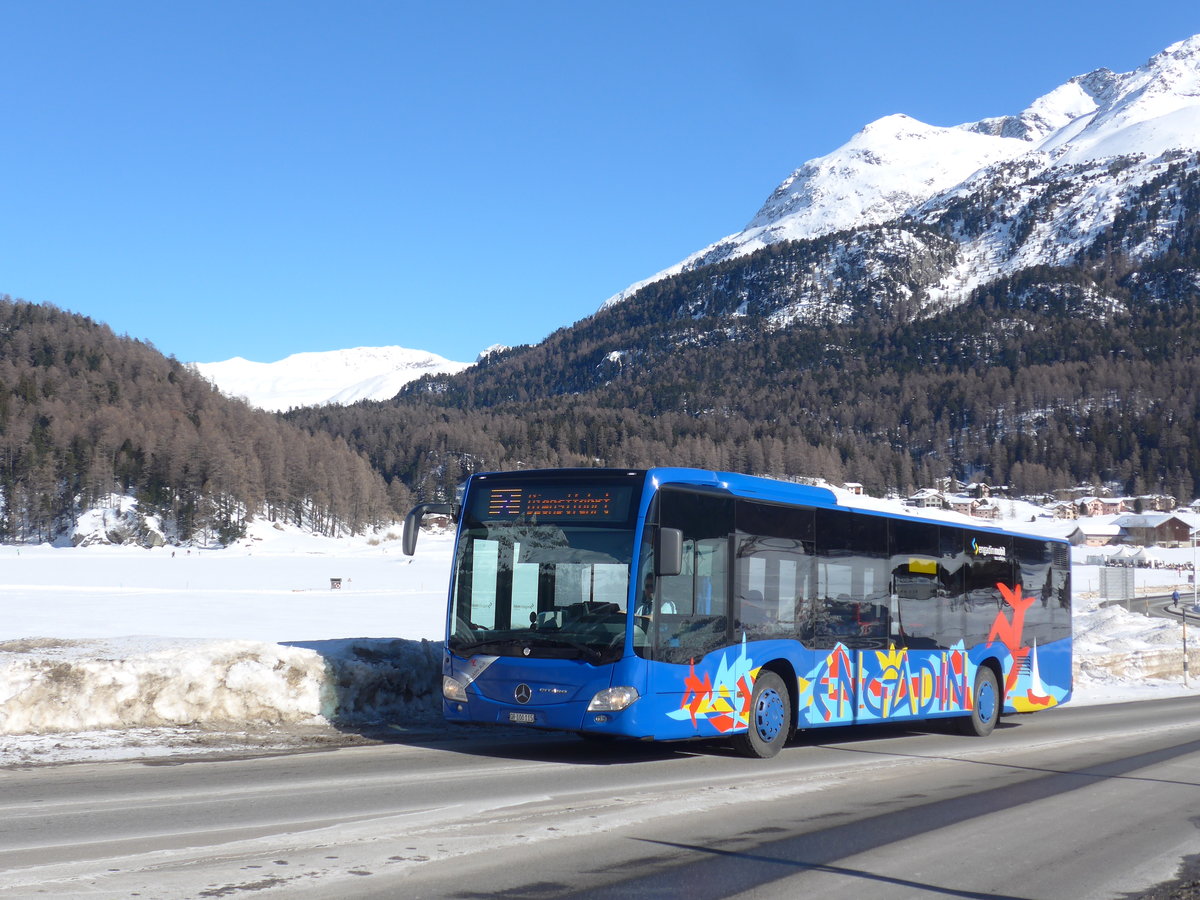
left=641, top=489, right=735, bottom=734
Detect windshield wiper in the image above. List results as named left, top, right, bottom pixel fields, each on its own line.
left=526, top=635, right=605, bottom=662
left=449, top=637, right=522, bottom=655
left=450, top=634, right=607, bottom=663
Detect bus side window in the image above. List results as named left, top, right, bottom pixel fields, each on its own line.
left=815, top=508, right=889, bottom=649
left=961, top=531, right=1014, bottom=645
left=1016, top=536, right=1067, bottom=648
left=734, top=500, right=816, bottom=643
left=889, top=519, right=943, bottom=649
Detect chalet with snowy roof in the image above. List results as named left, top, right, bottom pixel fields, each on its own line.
left=1076, top=497, right=1127, bottom=517
left=905, top=488, right=944, bottom=509
left=1049, top=501, right=1078, bottom=519
left=934, top=476, right=967, bottom=493
left=972, top=499, right=1002, bottom=521
left=1070, top=520, right=1121, bottom=547
left=1133, top=494, right=1177, bottom=512
left=946, top=497, right=970, bottom=516
left=1113, top=514, right=1193, bottom=548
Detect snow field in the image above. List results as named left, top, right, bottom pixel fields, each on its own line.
left=0, top=522, right=456, bottom=762
left=2, top=518, right=1199, bottom=765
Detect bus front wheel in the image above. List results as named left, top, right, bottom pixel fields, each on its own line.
left=733, top=670, right=791, bottom=758
left=957, top=664, right=1001, bottom=737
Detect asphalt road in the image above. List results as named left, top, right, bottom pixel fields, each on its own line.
left=1114, top=591, right=1200, bottom=623
left=2, top=696, right=1198, bottom=899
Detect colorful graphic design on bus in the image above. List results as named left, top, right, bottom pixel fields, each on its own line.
left=987, top=583, right=1066, bottom=711
left=668, top=637, right=759, bottom=734
left=796, top=643, right=973, bottom=726
left=668, top=583, right=1070, bottom=732
left=979, top=582, right=1069, bottom=712
left=793, top=583, right=1069, bottom=723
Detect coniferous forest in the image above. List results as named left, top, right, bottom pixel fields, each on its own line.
left=287, top=261, right=1200, bottom=507
left=0, top=299, right=398, bottom=543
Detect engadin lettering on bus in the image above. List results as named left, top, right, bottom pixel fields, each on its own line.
left=972, top=538, right=1007, bottom=558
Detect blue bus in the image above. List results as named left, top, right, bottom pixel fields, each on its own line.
left=404, top=468, right=1071, bottom=757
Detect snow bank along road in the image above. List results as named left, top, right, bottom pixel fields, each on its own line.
left=4, top=525, right=1200, bottom=764
left=1, top=695, right=1197, bottom=899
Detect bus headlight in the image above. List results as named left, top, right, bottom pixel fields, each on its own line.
left=443, top=675, right=468, bottom=703
left=587, top=686, right=639, bottom=712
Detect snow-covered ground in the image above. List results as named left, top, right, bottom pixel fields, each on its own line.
left=2, top=515, right=1198, bottom=767
left=0, top=520, right=457, bottom=766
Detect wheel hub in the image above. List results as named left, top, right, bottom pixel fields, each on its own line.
left=755, top=688, right=786, bottom=742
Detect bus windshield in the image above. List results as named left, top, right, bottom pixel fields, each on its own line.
left=447, top=475, right=641, bottom=663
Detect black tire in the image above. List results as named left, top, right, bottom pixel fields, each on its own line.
left=957, top=664, right=1001, bottom=737
left=732, top=670, right=792, bottom=758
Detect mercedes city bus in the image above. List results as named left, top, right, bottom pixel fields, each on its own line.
left=404, top=467, right=1071, bottom=757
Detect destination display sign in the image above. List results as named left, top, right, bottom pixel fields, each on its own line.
left=477, top=485, right=633, bottom=523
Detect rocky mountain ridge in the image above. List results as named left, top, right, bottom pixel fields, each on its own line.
left=603, top=35, right=1200, bottom=318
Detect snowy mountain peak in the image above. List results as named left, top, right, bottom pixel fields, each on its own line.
left=970, top=71, right=1113, bottom=143
left=601, top=33, right=1200, bottom=311
left=743, top=112, right=1023, bottom=237
left=192, top=346, right=472, bottom=412
left=1039, top=35, right=1200, bottom=165
left=477, top=344, right=511, bottom=361
left=1152, top=32, right=1200, bottom=79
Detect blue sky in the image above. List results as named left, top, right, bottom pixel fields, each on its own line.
left=2, top=2, right=1197, bottom=364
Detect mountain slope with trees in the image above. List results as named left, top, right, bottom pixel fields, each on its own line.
left=287, top=153, right=1200, bottom=506
left=0, top=299, right=398, bottom=543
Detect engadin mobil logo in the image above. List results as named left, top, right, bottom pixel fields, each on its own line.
left=972, top=538, right=1007, bottom=558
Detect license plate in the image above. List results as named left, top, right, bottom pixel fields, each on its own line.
left=508, top=712, right=536, bottom=724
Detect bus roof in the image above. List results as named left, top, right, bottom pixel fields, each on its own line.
left=468, top=467, right=1069, bottom=546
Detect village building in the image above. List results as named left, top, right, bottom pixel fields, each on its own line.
left=972, top=499, right=1002, bottom=521
left=1076, top=496, right=1128, bottom=517
left=965, top=482, right=992, bottom=500
left=1132, top=494, right=1177, bottom=512
left=904, top=488, right=944, bottom=509
left=1049, top=501, right=1079, bottom=519
left=947, top=496, right=978, bottom=517
left=1067, top=520, right=1122, bottom=546
left=1112, top=514, right=1193, bottom=548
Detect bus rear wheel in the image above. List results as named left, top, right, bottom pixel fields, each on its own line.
left=957, top=664, right=1001, bottom=737
left=733, top=670, right=791, bottom=758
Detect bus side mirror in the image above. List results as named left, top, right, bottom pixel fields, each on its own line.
left=402, top=502, right=457, bottom=556
left=656, top=527, right=684, bottom=577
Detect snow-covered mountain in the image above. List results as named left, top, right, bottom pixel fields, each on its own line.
left=198, top=36, right=1200, bottom=416
left=603, top=34, right=1200, bottom=312
left=191, top=346, right=472, bottom=412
